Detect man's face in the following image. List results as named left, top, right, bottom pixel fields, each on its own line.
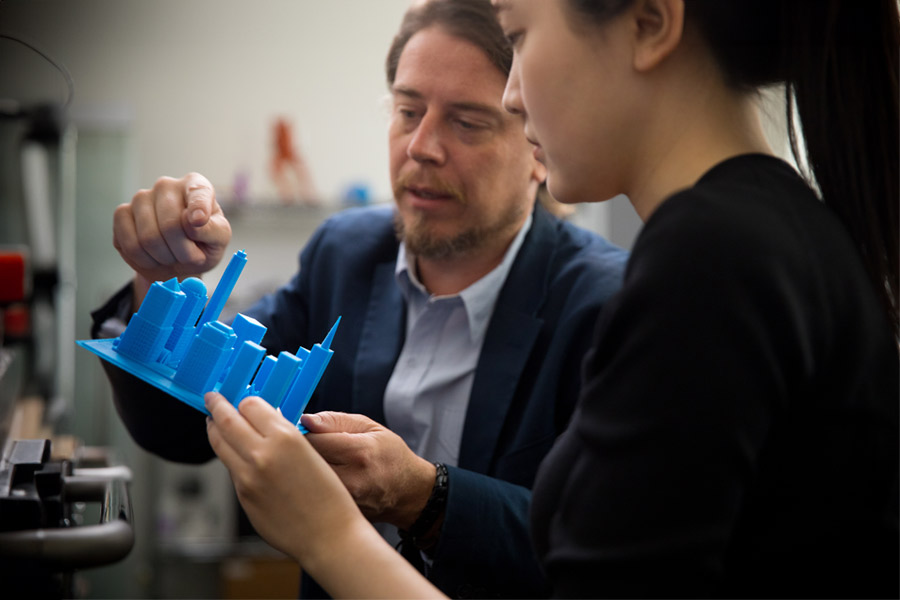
left=389, top=25, right=545, bottom=260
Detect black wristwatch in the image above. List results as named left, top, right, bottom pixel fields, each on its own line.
left=401, top=462, right=448, bottom=549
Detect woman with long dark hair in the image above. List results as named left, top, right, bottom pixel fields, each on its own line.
left=497, top=1, right=898, bottom=597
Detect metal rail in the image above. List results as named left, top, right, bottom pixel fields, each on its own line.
left=0, top=471, right=134, bottom=568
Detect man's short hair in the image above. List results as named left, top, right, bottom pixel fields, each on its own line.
left=385, top=0, right=511, bottom=87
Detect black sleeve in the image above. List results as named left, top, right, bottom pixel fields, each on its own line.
left=537, top=196, right=804, bottom=597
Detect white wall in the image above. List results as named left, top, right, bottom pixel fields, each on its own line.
left=0, top=0, right=794, bottom=249
left=1, top=0, right=413, bottom=203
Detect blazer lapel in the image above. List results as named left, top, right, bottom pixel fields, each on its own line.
left=457, top=205, right=557, bottom=473
left=458, top=310, right=542, bottom=473
left=352, top=261, right=405, bottom=425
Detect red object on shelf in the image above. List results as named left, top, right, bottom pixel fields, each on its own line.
left=0, top=251, right=28, bottom=304
left=3, top=304, right=30, bottom=338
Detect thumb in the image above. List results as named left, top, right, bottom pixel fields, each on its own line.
left=181, top=172, right=216, bottom=228
left=301, top=411, right=380, bottom=434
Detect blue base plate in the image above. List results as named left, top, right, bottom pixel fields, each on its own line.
left=78, top=338, right=212, bottom=415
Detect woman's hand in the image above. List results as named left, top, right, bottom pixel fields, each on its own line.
left=205, top=392, right=361, bottom=565
left=204, top=392, right=444, bottom=599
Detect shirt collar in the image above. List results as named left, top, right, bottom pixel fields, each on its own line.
left=394, top=212, right=533, bottom=342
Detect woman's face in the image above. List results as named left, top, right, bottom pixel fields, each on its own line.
left=494, top=0, right=643, bottom=204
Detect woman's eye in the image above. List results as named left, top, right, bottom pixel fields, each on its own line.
left=505, top=30, right=523, bottom=47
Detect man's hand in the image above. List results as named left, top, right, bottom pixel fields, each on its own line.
left=301, top=411, right=437, bottom=530
left=113, top=172, right=232, bottom=306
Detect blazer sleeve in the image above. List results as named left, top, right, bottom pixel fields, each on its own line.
left=431, top=467, right=550, bottom=598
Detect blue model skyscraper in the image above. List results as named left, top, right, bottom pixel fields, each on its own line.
left=78, top=250, right=339, bottom=429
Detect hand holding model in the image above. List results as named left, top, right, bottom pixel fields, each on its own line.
left=113, top=172, right=232, bottom=307
left=302, top=411, right=437, bottom=530
left=204, top=391, right=443, bottom=599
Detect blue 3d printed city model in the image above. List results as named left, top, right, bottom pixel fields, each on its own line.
left=77, top=250, right=340, bottom=431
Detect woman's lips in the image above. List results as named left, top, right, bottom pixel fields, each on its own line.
left=525, top=135, right=544, bottom=163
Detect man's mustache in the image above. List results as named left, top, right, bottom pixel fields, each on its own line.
left=393, top=172, right=465, bottom=204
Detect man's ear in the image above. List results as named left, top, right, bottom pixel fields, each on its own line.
left=630, top=0, right=685, bottom=72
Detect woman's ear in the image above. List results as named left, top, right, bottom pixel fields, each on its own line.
left=531, top=159, right=548, bottom=186
left=630, top=0, right=685, bottom=72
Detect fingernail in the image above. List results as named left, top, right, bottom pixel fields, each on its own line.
left=190, top=209, right=206, bottom=223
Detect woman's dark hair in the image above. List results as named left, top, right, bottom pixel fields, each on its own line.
left=385, top=0, right=511, bottom=86
left=567, top=0, right=900, bottom=338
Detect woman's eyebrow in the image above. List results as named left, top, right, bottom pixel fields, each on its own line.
left=492, top=0, right=512, bottom=16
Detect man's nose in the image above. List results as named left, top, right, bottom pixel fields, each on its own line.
left=407, top=113, right=446, bottom=165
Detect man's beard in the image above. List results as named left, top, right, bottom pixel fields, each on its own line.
left=393, top=202, right=526, bottom=261
left=392, top=172, right=527, bottom=260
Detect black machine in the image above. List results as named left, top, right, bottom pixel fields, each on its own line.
left=0, top=438, right=134, bottom=598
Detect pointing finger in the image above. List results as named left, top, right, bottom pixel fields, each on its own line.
left=182, top=172, right=216, bottom=227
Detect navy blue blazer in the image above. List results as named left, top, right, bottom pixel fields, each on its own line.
left=93, top=202, right=628, bottom=598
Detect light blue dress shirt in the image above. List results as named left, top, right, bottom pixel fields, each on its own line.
left=384, top=214, right=533, bottom=467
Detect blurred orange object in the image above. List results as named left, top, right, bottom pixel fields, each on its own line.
left=271, top=117, right=319, bottom=206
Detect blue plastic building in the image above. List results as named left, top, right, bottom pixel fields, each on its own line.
left=78, top=250, right=340, bottom=431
